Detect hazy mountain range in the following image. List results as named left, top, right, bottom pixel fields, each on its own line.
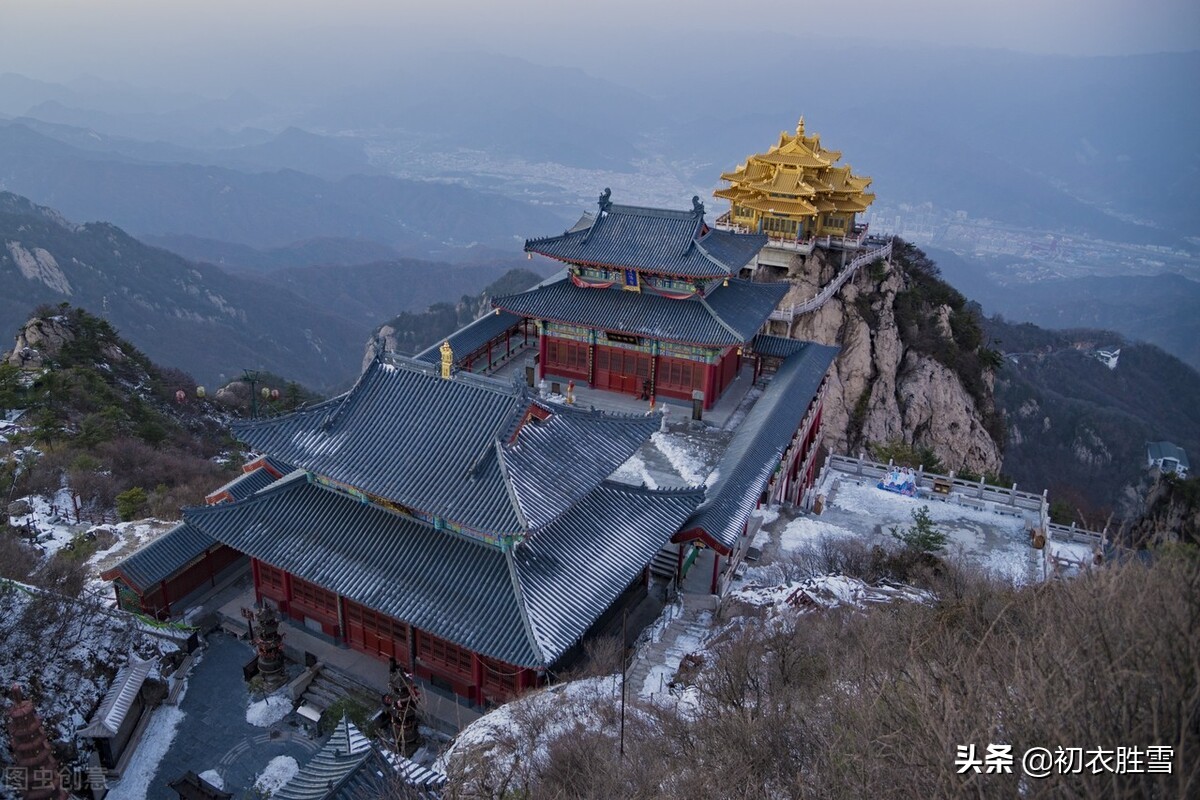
left=0, top=193, right=532, bottom=391
left=0, top=120, right=568, bottom=256
left=931, top=246, right=1200, bottom=370
left=987, top=317, right=1200, bottom=516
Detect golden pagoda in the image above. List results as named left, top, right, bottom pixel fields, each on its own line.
left=715, top=117, right=875, bottom=241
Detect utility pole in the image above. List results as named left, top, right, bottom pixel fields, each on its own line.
left=242, top=369, right=260, bottom=419
left=619, top=608, right=627, bottom=758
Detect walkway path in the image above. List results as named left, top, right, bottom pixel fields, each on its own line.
left=626, top=594, right=718, bottom=703
left=768, top=239, right=893, bottom=327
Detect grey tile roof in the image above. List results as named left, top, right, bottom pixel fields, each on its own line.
left=100, top=522, right=217, bottom=591
left=503, top=405, right=663, bottom=530
left=680, top=342, right=839, bottom=553
left=515, top=481, right=703, bottom=660
left=185, top=472, right=541, bottom=666
left=525, top=199, right=766, bottom=278
left=184, top=473, right=701, bottom=668
left=206, top=466, right=276, bottom=502
left=1147, top=440, right=1190, bottom=469
left=231, top=357, right=658, bottom=536
left=751, top=333, right=810, bottom=359
left=274, top=716, right=372, bottom=800
left=79, top=655, right=152, bottom=738
left=232, top=358, right=528, bottom=535
left=492, top=278, right=787, bottom=346
left=414, top=310, right=525, bottom=365
left=333, top=749, right=445, bottom=800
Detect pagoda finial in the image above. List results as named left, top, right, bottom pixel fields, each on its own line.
left=598, top=187, right=612, bottom=213
left=439, top=340, right=454, bottom=380
left=797, top=116, right=805, bottom=136
left=692, top=195, right=705, bottom=217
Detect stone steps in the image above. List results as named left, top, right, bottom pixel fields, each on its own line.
left=625, top=594, right=718, bottom=701
left=300, top=666, right=382, bottom=715
left=650, top=546, right=678, bottom=580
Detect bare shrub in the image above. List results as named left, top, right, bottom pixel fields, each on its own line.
left=444, top=550, right=1199, bottom=800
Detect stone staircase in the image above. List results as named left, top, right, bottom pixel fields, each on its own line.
left=300, top=664, right=383, bottom=716
left=650, top=544, right=680, bottom=581
left=625, top=593, right=719, bottom=702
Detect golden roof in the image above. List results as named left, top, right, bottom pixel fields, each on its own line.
left=748, top=169, right=817, bottom=197
left=757, top=148, right=830, bottom=168
left=715, top=116, right=875, bottom=224
left=742, top=196, right=818, bottom=216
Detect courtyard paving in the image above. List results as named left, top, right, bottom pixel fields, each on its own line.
left=127, top=632, right=320, bottom=798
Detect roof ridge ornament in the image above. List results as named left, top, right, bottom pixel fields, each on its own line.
left=598, top=187, right=613, bottom=213
left=439, top=340, right=454, bottom=380
left=692, top=195, right=705, bottom=217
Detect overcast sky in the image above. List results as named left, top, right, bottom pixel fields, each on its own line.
left=2, top=0, right=1198, bottom=94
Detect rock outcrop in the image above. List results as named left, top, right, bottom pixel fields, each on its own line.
left=786, top=243, right=1003, bottom=474
left=5, top=314, right=75, bottom=369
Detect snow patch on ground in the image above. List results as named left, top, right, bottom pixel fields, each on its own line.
left=651, top=431, right=708, bottom=485
left=254, top=755, right=299, bottom=796
left=831, top=480, right=1029, bottom=530
left=246, top=693, right=293, bottom=727
left=7, top=489, right=81, bottom=557
left=751, top=505, right=780, bottom=527
left=0, top=580, right=179, bottom=763
left=824, top=480, right=1051, bottom=583
left=778, top=516, right=858, bottom=553
left=730, top=575, right=932, bottom=613
left=438, top=676, right=621, bottom=777
left=638, top=619, right=709, bottom=700
left=610, top=453, right=658, bottom=489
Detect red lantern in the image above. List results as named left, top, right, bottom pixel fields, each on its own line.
left=175, top=389, right=186, bottom=403
left=270, top=388, right=280, bottom=400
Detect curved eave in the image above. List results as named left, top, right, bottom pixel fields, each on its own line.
left=523, top=251, right=729, bottom=281
left=492, top=301, right=739, bottom=348
left=671, top=526, right=733, bottom=557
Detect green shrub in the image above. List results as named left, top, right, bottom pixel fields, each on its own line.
left=115, top=486, right=148, bottom=521
left=890, top=505, right=948, bottom=554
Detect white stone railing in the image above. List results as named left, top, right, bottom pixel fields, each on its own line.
left=811, top=453, right=1059, bottom=521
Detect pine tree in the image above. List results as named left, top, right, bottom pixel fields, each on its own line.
left=890, top=505, right=947, bottom=554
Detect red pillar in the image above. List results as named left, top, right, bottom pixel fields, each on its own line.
left=251, top=558, right=262, bottom=604
left=700, top=359, right=710, bottom=410
left=282, top=570, right=293, bottom=616
left=472, top=654, right=485, bottom=706
left=710, top=552, right=721, bottom=594
left=160, top=579, right=172, bottom=617
left=538, top=332, right=548, bottom=380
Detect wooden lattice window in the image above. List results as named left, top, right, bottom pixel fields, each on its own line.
left=289, top=576, right=337, bottom=618
left=416, top=631, right=474, bottom=678
left=257, top=562, right=286, bottom=597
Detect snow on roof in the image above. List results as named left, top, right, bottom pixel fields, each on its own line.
left=79, top=653, right=153, bottom=738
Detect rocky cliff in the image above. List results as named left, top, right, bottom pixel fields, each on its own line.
left=780, top=241, right=1004, bottom=475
